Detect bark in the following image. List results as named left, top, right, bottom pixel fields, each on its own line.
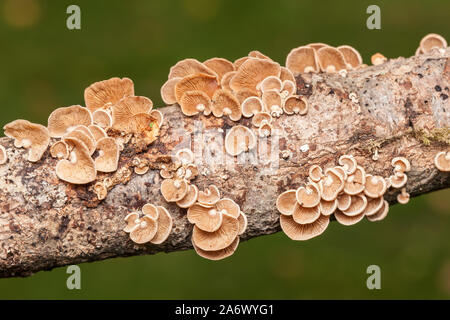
left=0, top=49, right=449, bottom=278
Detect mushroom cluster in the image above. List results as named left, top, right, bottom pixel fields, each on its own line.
left=434, top=151, right=450, bottom=172
left=415, top=33, right=447, bottom=55
left=187, top=185, right=247, bottom=260
left=276, top=155, right=412, bottom=241
left=124, top=203, right=173, bottom=244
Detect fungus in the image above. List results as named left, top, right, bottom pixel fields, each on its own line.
left=391, top=157, right=411, bottom=173
left=191, top=214, right=240, bottom=251
left=338, top=155, right=357, bottom=174
left=126, top=113, right=160, bottom=144
left=262, top=90, right=282, bottom=117
left=111, top=96, right=153, bottom=131
left=150, top=206, right=173, bottom=244
left=215, top=198, right=240, bottom=219
left=150, top=110, right=164, bottom=127
left=364, top=196, right=384, bottom=216
left=175, top=73, right=219, bottom=102
left=203, top=58, right=235, bottom=81
left=3, top=119, right=50, bottom=162
left=366, top=200, right=389, bottom=222
left=56, top=137, right=96, bottom=184
left=142, top=203, right=159, bottom=220
left=63, top=127, right=96, bottom=155
left=292, top=203, right=321, bottom=224
left=129, top=215, right=158, bottom=245
left=259, top=76, right=282, bottom=92
left=316, top=47, right=347, bottom=73
left=184, top=164, right=199, bottom=180
left=47, top=105, right=92, bottom=138
left=88, top=125, right=107, bottom=142
left=337, top=45, right=363, bottom=69
left=179, top=90, right=211, bottom=116
left=337, top=193, right=352, bottom=211
left=211, top=89, right=242, bottom=121
left=94, top=137, right=119, bottom=173
left=160, top=77, right=181, bottom=105
left=308, top=165, right=323, bottom=182
left=198, top=185, right=220, bottom=206
left=94, top=181, right=107, bottom=200
left=229, top=58, right=281, bottom=93
left=134, top=165, right=149, bottom=175
left=234, top=88, right=259, bottom=104
left=176, top=184, right=199, bottom=208
left=320, top=199, right=338, bottom=216
left=258, top=121, right=273, bottom=137
left=341, top=194, right=367, bottom=216
left=344, top=166, right=366, bottom=195
left=84, top=77, right=134, bottom=113
left=92, top=109, right=112, bottom=128
left=389, top=172, right=407, bottom=189
left=419, top=33, right=447, bottom=54
left=434, top=151, right=450, bottom=172
left=286, top=46, right=319, bottom=74
left=251, top=112, right=272, bottom=127
left=279, top=214, right=329, bottom=241
left=234, top=56, right=250, bottom=69
left=237, top=212, right=248, bottom=235
left=0, top=145, right=7, bottom=165
left=176, top=148, right=194, bottom=165
left=397, top=188, right=410, bottom=205
left=371, top=53, right=387, bottom=66
left=225, top=125, right=257, bottom=156
left=193, top=236, right=239, bottom=261
left=333, top=166, right=348, bottom=181
left=168, top=58, right=217, bottom=79
left=160, top=178, right=189, bottom=202
left=307, top=43, right=329, bottom=51
left=242, top=96, right=264, bottom=118
left=279, top=66, right=296, bottom=83
left=296, top=183, right=321, bottom=208
left=334, top=210, right=365, bottom=226
left=320, top=168, right=345, bottom=201
left=248, top=50, right=272, bottom=60
left=123, top=212, right=140, bottom=233
left=50, top=140, right=69, bottom=159
left=283, top=95, right=308, bottom=115
left=221, top=71, right=237, bottom=92
left=280, top=80, right=296, bottom=97
left=364, top=174, right=387, bottom=198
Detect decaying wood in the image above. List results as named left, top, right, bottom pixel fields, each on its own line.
left=0, top=49, right=449, bottom=278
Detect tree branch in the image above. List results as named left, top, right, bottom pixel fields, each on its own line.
left=0, top=49, right=449, bottom=278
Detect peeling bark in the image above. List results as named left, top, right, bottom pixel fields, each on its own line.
left=0, top=49, right=449, bottom=278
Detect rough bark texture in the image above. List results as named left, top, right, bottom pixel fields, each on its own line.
left=0, top=49, right=449, bottom=278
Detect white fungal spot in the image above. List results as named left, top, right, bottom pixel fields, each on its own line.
left=300, top=144, right=309, bottom=152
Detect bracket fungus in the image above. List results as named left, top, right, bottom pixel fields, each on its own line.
left=286, top=46, right=319, bottom=74
left=179, top=90, right=211, bottom=116
left=92, top=109, right=112, bottom=128
left=229, top=58, right=281, bottom=93
left=203, top=58, right=235, bottom=81
left=161, top=77, right=182, bottom=105
left=337, top=45, right=363, bottom=69
left=371, top=53, right=387, bottom=66
left=63, top=126, right=96, bottom=156
left=111, top=96, right=153, bottom=131
left=434, top=151, right=450, bottom=172
left=397, top=188, right=410, bottom=205
left=316, top=46, right=347, bottom=73
left=211, top=89, right=242, bottom=121
left=50, top=140, right=69, bottom=159
left=84, top=77, right=134, bottom=113
left=47, top=105, right=93, bottom=138
left=260, top=76, right=282, bottom=93
left=225, top=125, right=257, bottom=156
left=87, top=125, right=107, bottom=142
left=198, top=185, right=221, bottom=206
left=0, top=145, right=7, bottom=165
left=168, top=58, right=217, bottom=80
left=279, top=214, right=330, bottom=241
left=94, top=137, right=120, bottom=173
left=283, top=95, right=308, bottom=115
left=419, top=33, right=447, bottom=54
left=242, top=96, right=264, bottom=118
left=175, top=73, right=219, bottom=102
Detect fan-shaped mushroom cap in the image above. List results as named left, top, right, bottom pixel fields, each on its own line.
left=3, top=119, right=50, bottom=162
left=94, top=181, right=107, bottom=200
left=176, top=184, right=199, bottom=208
left=211, top=89, right=242, bottom=121
left=94, top=137, right=119, bottom=173
left=123, top=212, right=140, bottom=233
left=283, top=95, right=308, bottom=115
left=248, top=50, right=272, bottom=60
left=88, top=125, right=107, bottom=142
left=320, top=199, right=337, bottom=216
left=434, top=151, right=450, bottom=172
left=262, top=90, right=282, bottom=114
left=237, top=212, right=247, bottom=235
left=307, top=43, right=329, bottom=51
left=280, top=80, right=296, bottom=97
left=175, top=148, right=194, bottom=165
left=252, top=112, right=272, bottom=127
left=216, top=198, right=240, bottom=219
left=258, top=121, right=273, bottom=138
left=308, top=165, right=323, bottom=182
left=389, top=172, right=407, bottom=188
left=338, top=155, right=357, bottom=174
left=175, top=73, right=219, bottom=103
left=337, top=45, right=363, bottom=69
left=333, top=166, right=348, bottom=181
left=279, top=66, right=296, bottom=83
left=397, top=188, right=410, bottom=205
left=47, top=105, right=92, bottom=138
left=280, top=214, right=329, bottom=241
left=317, top=47, right=347, bottom=73
left=342, top=194, right=367, bottom=216
left=203, top=58, right=235, bottom=81
left=198, top=185, right=220, bottom=206
left=367, top=200, right=389, bottom=222
left=296, top=183, right=321, bottom=208
left=242, top=96, right=263, bottom=118
left=126, top=113, right=160, bottom=142
left=391, top=157, right=411, bottom=173
left=92, top=109, right=112, bottom=128
left=344, top=166, right=366, bottom=195
left=337, top=193, right=352, bottom=211
left=56, top=137, right=96, bottom=184
left=73, top=125, right=95, bottom=142
left=63, top=128, right=96, bottom=155
left=320, top=168, right=345, bottom=201
left=168, top=58, right=217, bottom=79
left=334, top=210, right=365, bottom=226
left=129, top=215, right=158, bottom=244
left=134, top=165, right=149, bottom=175
left=142, top=203, right=159, bottom=220
left=192, top=214, right=239, bottom=251
left=371, top=53, right=387, bottom=66
left=259, top=76, right=282, bottom=92
left=179, top=90, right=211, bottom=116
left=111, top=96, right=153, bottom=131
left=0, top=145, right=7, bottom=165
left=364, top=196, right=384, bottom=216
left=286, top=46, right=319, bottom=74
left=221, top=71, right=237, bottom=92
left=161, top=178, right=189, bottom=202
left=235, top=88, right=259, bottom=104
left=364, top=174, right=387, bottom=198
left=230, top=58, right=281, bottom=93
left=292, top=203, right=321, bottom=224
left=150, top=110, right=164, bottom=127
left=234, top=56, right=250, bottom=69
left=50, top=140, right=69, bottom=159
left=420, top=33, right=447, bottom=53
left=84, top=77, right=134, bottom=113
left=184, top=164, right=198, bottom=181
left=193, top=236, right=239, bottom=261
left=225, top=125, right=257, bottom=156
left=161, top=77, right=182, bottom=105
left=150, top=206, right=173, bottom=244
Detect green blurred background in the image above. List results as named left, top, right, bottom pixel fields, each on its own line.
left=0, top=0, right=449, bottom=299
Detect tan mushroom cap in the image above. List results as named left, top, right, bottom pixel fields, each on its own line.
left=94, top=137, right=119, bottom=173
left=230, top=58, right=281, bottom=93
left=50, top=140, right=69, bottom=159
left=292, top=203, right=321, bottom=224
left=123, top=212, right=140, bottom=233
left=344, top=166, right=366, bottom=195
left=111, top=96, right=153, bottom=131
left=0, top=145, right=7, bottom=165
left=371, top=53, right=387, bottom=66
left=175, top=73, right=219, bottom=102
left=94, top=181, right=108, bottom=200
left=242, top=96, right=263, bottom=118
left=434, top=151, right=450, bottom=172
left=262, top=90, right=282, bottom=113
left=225, top=125, right=257, bottom=156
left=234, top=56, right=250, bottom=69
left=252, top=112, right=272, bottom=127
left=84, top=77, right=134, bottom=113
left=176, top=184, right=199, bottom=208
left=296, top=183, right=321, bottom=208
left=286, top=46, right=319, bottom=74
left=259, top=76, right=282, bottom=92
left=92, top=109, right=112, bottom=128
left=216, top=198, right=240, bottom=219
left=337, top=193, right=352, bottom=211
left=364, top=196, right=384, bottom=216
left=198, top=185, right=220, bottom=206
left=391, top=157, right=411, bottom=173
left=234, top=88, right=259, bottom=104
left=280, top=214, right=329, bottom=241
left=185, top=164, right=199, bottom=180
left=279, top=66, right=296, bottom=83
left=150, top=206, right=173, bottom=244
left=179, top=90, right=211, bottom=116
left=192, top=213, right=239, bottom=251
left=334, top=210, right=365, bottom=226
left=276, top=190, right=297, bottom=215
left=420, top=33, right=447, bottom=53
left=221, top=71, right=237, bottom=92
left=367, top=200, right=389, bottom=222
left=280, top=80, right=296, bottom=97
left=397, top=188, right=410, bottom=205
left=126, top=113, right=160, bottom=143
left=193, top=236, right=239, bottom=261
left=47, top=105, right=93, bottom=138
left=307, top=43, right=329, bottom=51
left=320, top=199, right=338, bottom=216
left=63, top=128, right=96, bottom=155
left=3, top=119, right=50, bottom=162
left=134, top=165, right=149, bottom=175
left=161, top=77, right=181, bottom=105
left=168, top=58, right=217, bottom=79
left=150, top=110, right=164, bottom=127
left=364, top=174, right=387, bottom=198
left=237, top=212, right=247, bottom=235
left=175, top=148, right=194, bottom=165
left=203, top=58, right=235, bottom=81
left=56, top=137, right=96, bottom=184
left=390, top=172, right=407, bottom=188
left=129, top=215, right=158, bottom=244
left=308, top=165, right=323, bottom=182
left=317, top=47, right=347, bottom=73
left=283, top=95, right=308, bottom=115
left=161, top=178, right=189, bottom=202
left=258, top=121, right=273, bottom=138
left=337, top=45, right=363, bottom=69
left=338, top=155, right=357, bottom=174
left=248, top=50, right=272, bottom=60
left=211, top=89, right=242, bottom=121
left=320, top=168, right=345, bottom=201
left=342, top=194, right=367, bottom=217
left=88, top=125, right=107, bottom=142
left=333, top=166, right=348, bottom=181
left=142, top=203, right=159, bottom=220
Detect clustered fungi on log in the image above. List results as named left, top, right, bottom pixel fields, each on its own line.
left=0, top=33, right=449, bottom=270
